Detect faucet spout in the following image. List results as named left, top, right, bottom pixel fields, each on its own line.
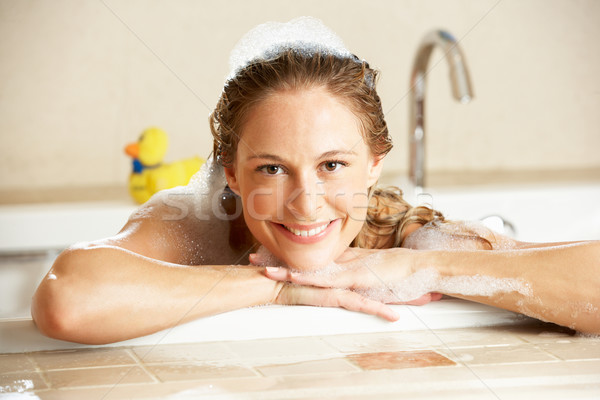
left=409, top=30, right=474, bottom=191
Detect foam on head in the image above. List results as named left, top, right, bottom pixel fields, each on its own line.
left=227, top=16, right=353, bottom=81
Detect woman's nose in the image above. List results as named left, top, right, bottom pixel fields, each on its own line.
left=284, top=176, right=325, bottom=221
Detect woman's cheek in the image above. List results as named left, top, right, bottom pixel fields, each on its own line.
left=242, top=184, right=280, bottom=221
left=328, top=179, right=370, bottom=222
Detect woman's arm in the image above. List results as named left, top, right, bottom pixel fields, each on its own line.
left=403, top=222, right=600, bottom=332
left=264, top=238, right=600, bottom=334
left=428, top=240, right=600, bottom=333
left=32, top=244, right=280, bottom=344
left=31, top=189, right=280, bottom=344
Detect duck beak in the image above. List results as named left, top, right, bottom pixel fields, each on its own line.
left=125, top=143, right=139, bottom=158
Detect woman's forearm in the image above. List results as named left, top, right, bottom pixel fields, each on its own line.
left=425, top=241, right=600, bottom=334
left=32, top=245, right=281, bottom=344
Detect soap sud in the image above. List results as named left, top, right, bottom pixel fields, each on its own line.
left=576, top=332, right=600, bottom=339
left=403, top=220, right=516, bottom=251
left=358, top=268, right=532, bottom=303
left=254, top=245, right=287, bottom=268
left=186, top=157, right=227, bottom=217
left=568, top=301, right=599, bottom=323
left=147, top=157, right=245, bottom=265
left=253, top=245, right=344, bottom=276
left=227, top=16, right=353, bottom=81
left=254, top=242, right=532, bottom=303
left=0, top=379, right=34, bottom=393
left=187, top=156, right=227, bottom=199
left=159, top=157, right=228, bottom=222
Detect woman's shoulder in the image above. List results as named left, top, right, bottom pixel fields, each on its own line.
left=97, top=187, right=252, bottom=265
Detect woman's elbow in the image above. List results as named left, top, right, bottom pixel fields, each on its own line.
left=31, top=248, right=97, bottom=344
left=31, top=282, right=81, bottom=343
left=31, top=291, right=74, bottom=342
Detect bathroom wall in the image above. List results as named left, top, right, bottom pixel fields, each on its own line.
left=1, top=0, right=599, bottom=193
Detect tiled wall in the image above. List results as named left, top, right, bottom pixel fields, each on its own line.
left=1, top=0, right=600, bottom=191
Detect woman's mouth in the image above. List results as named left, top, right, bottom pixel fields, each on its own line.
left=283, top=222, right=330, bottom=237
left=272, top=220, right=339, bottom=244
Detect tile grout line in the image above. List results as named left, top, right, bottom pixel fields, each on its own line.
left=531, top=343, right=564, bottom=362
left=93, top=245, right=259, bottom=399
left=125, top=347, right=161, bottom=383
left=403, top=307, right=504, bottom=399
left=24, top=351, right=52, bottom=390
left=343, top=245, right=503, bottom=398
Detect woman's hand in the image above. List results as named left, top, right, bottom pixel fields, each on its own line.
left=251, top=247, right=442, bottom=318
left=274, top=283, right=401, bottom=322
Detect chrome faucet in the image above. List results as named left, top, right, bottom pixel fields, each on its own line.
left=409, top=30, right=474, bottom=191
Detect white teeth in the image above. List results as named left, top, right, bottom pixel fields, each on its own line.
left=284, top=222, right=330, bottom=237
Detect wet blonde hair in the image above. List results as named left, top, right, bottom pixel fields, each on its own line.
left=210, top=49, right=444, bottom=248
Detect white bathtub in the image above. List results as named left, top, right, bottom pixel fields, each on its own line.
left=1, top=182, right=598, bottom=353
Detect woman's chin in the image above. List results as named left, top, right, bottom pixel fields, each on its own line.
left=278, top=251, right=340, bottom=272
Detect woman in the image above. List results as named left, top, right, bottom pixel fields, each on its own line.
left=32, top=18, right=600, bottom=344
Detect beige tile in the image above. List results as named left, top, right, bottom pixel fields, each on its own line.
left=0, top=353, right=36, bottom=374
left=0, top=371, right=48, bottom=392
left=256, top=357, right=359, bottom=377
left=493, top=383, right=600, bottom=400
left=321, top=327, right=526, bottom=355
left=328, top=389, right=499, bottom=400
left=431, top=326, right=526, bottom=348
left=30, top=347, right=136, bottom=370
left=508, top=322, right=584, bottom=344
left=225, top=336, right=339, bottom=362
left=45, top=366, right=154, bottom=389
left=23, top=387, right=121, bottom=400
left=320, top=330, right=441, bottom=353
left=347, top=350, right=455, bottom=371
left=147, top=363, right=257, bottom=382
left=132, top=342, right=237, bottom=364
left=26, top=381, right=224, bottom=400
left=470, top=359, right=600, bottom=381
left=37, top=376, right=282, bottom=399
left=440, top=344, right=556, bottom=365
left=538, top=341, right=600, bottom=361
left=272, top=367, right=487, bottom=394
left=164, top=376, right=280, bottom=396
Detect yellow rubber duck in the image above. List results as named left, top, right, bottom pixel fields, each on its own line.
left=124, top=127, right=204, bottom=204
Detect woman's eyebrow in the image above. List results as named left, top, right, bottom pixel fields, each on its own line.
left=247, top=153, right=285, bottom=162
left=319, top=150, right=358, bottom=159
left=247, top=150, right=358, bottom=163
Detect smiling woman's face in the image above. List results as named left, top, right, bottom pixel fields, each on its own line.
left=224, top=87, right=383, bottom=271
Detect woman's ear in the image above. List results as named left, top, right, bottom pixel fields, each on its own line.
left=366, top=155, right=385, bottom=187
left=224, top=164, right=241, bottom=196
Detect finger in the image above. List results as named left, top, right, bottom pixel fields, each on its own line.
left=248, top=253, right=259, bottom=265
left=280, top=285, right=399, bottom=322
left=430, top=292, right=444, bottom=302
left=403, top=293, right=434, bottom=306
left=249, top=253, right=266, bottom=266
left=288, top=271, right=338, bottom=288
left=335, top=290, right=400, bottom=322
left=264, top=267, right=339, bottom=288
left=388, top=292, right=442, bottom=306
left=264, top=266, right=290, bottom=281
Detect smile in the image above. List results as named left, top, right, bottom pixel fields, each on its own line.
left=283, top=222, right=331, bottom=237
left=271, top=219, right=340, bottom=244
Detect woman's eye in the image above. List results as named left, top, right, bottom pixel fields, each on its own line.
left=322, top=161, right=345, bottom=172
left=260, top=165, right=283, bottom=175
